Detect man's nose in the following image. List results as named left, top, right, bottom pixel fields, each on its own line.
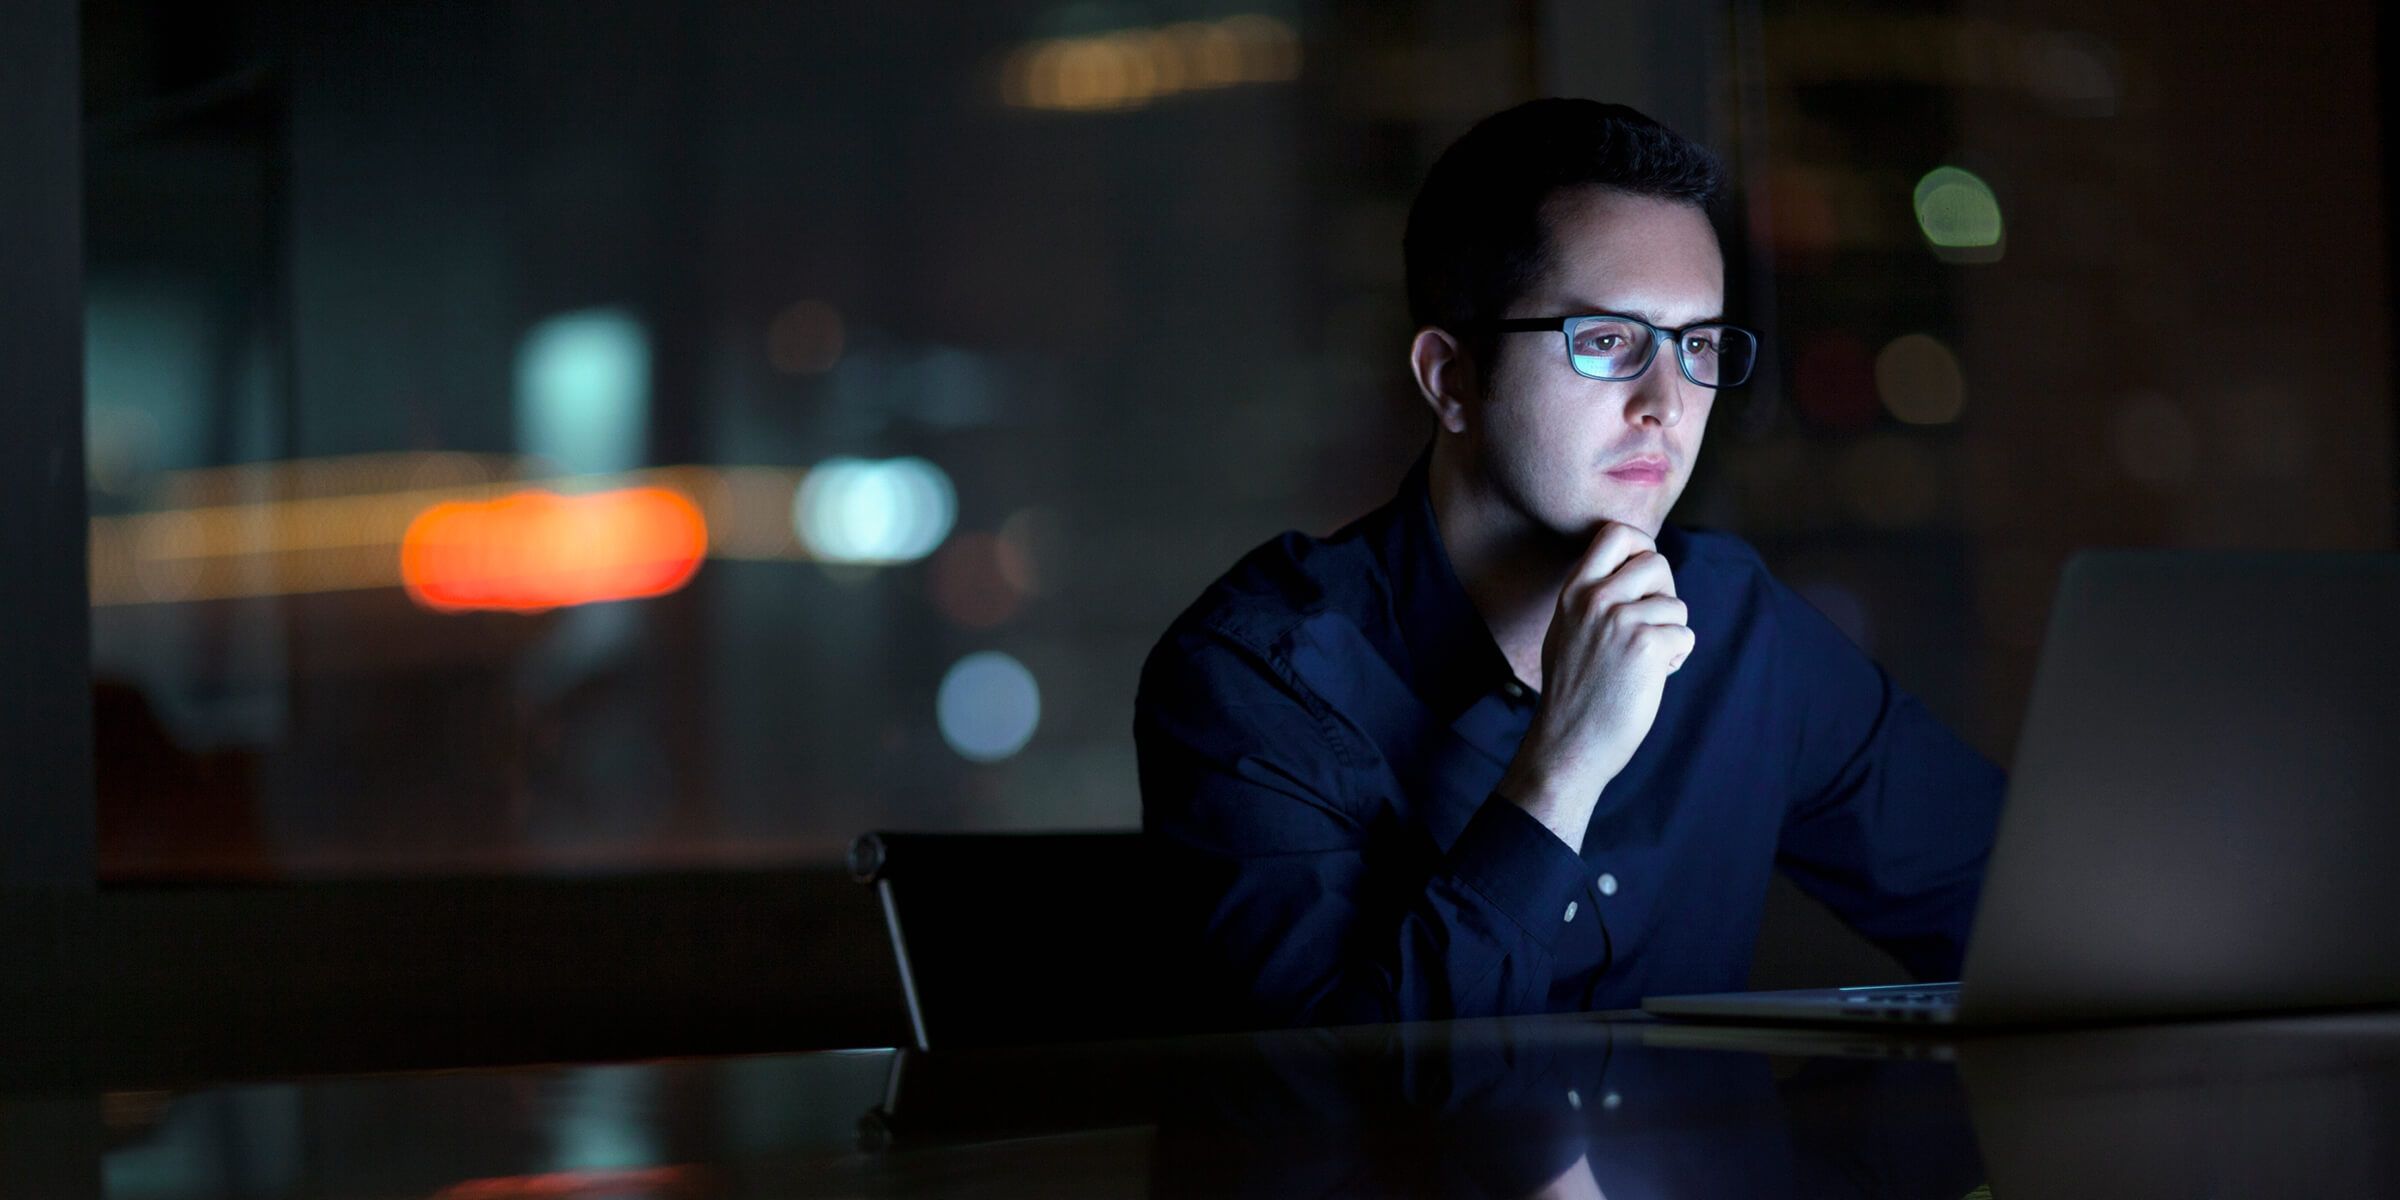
left=1625, top=350, right=1686, bottom=428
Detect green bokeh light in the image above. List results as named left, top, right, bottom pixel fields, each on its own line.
left=1912, top=167, right=2004, bottom=252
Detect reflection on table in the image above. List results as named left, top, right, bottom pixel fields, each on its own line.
left=56, top=1009, right=2400, bottom=1198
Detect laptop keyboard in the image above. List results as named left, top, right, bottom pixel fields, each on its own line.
left=1842, top=989, right=1959, bottom=1007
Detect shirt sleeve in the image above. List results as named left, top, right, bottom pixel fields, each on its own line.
left=1136, top=625, right=1592, bottom=1028
left=1767, top=575, right=2008, bottom=981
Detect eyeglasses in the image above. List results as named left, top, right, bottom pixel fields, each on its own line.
left=1483, top=313, right=1760, bottom=388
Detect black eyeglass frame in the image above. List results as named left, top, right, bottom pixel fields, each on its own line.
left=1482, top=313, right=1761, bottom=388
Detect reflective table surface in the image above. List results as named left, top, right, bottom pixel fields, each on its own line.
left=18, top=1008, right=2400, bottom=1198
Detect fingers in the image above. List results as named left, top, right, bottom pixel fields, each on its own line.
left=1559, top=588, right=1694, bottom=670
left=1553, top=521, right=1695, bottom=675
left=1561, top=550, right=1677, bottom=625
left=1606, top=593, right=1688, bottom=631
left=1654, top=623, right=1698, bottom=673
left=1604, top=597, right=1695, bottom=666
left=1568, top=521, right=1655, bottom=588
left=1600, top=549, right=1677, bottom=602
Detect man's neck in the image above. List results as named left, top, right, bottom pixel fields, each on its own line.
left=1426, top=438, right=1582, bottom=693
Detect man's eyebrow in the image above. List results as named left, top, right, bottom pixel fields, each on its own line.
left=1555, top=298, right=1725, bottom=326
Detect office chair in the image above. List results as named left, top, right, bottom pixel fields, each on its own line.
left=847, top=830, right=1180, bottom=1052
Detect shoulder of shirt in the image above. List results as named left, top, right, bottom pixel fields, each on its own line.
left=1665, top=522, right=1807, bottom=633
left=1145, top=514, right=1386, bottom=673
left=1666, top=521, right=1772, bottom=580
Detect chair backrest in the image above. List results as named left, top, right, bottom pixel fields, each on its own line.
left=847, top=830, right=1174, bottom=1051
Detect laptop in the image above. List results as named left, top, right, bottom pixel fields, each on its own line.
left=1644, top=549, right=2400, bottom=1028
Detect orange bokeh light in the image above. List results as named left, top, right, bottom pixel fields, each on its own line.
left=400, top=486, right=708, bottom=613
left=429, top=1166, right=703, bottom=1200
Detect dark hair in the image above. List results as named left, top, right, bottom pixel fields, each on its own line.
left=1403, top=99, right=1727, bottom=384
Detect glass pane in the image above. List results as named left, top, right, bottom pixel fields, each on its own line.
left=81, top=1, right=1544, bottom=879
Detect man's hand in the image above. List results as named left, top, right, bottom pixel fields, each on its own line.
left=1496, top=521, right=1694, bottom=851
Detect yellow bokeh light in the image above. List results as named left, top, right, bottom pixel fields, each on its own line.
left=1874, top=334, right=1967, bottom=425
left=1002, top=15, right=1301, bottom=112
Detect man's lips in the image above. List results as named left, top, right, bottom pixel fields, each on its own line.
left=1604, top=456, right=1670, bottom=484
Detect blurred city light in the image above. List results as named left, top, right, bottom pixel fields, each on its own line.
left=86, top=456, right=977, bottom=606
left=2022, top=31, right=2120, bottom=117
left=1001, top=15, right=1301, bottom=112
left=936, top=650, right=1042, bottom=763
left=400, top=486, right=708, bottom=613
left=930, top=532, right=1028, bottom=629
left=1761, top=166, right=1841, bottom=259
left=2110, top=392, right=2200, bottom=485
left=1912, top=166, right=2005, bottom=261
left=85, top=402, right=163, bottom=497
left=766, top=299, right=846, bottom=375
left=792, top=456, right=956, bottom=565
left=1874, top=334, right=1967, bottom=425
left=1793, top=332, right=1880, bottom=430
left=692, top=465, right=810, bottom=559
left=428, top=1166, right=699, bottom=1200
left=84, top=281, right=211, bottom=498
left=131, top=509, right=204, bottom=603
left=1834, top=435, right=1943, bottom=527
left=516, top=308, right=651, bottom=477
left=93, top=476, right=520, bottom=605
left=994, top=506, right=1049, bottom=596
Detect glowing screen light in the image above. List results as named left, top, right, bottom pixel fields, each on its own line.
left=516, top=308, right=650, bottom=477
left=792, top=456, right=956, bottom=563
left=936, top=651, right=1041, bottom=763
left=1912, top=167, right=2004, bottom=256
left=400, top=486, right=707, bottom=613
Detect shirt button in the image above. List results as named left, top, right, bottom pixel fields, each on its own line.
left=1563, top=900, right=1578, bottom=922
left=1598, top=873, right=1619, bottom=896
left=1503, top=681, right=1528, bottom=701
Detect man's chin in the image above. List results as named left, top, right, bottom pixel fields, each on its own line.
left=1571, top=502, right=1666, bottom=543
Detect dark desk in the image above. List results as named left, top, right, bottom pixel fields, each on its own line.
left=23, top=1009, right=2400, bottom=1198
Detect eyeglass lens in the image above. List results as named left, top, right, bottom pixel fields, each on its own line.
left=1567, top=316, right=1757, bottom=387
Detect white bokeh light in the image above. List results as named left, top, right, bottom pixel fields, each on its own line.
left=516, top=308, right=650, bottom=477
left=936, top=651, right=1042, bottom=763
left=793, top=456, right=956, bottom=563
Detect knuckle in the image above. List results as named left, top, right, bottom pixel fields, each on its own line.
left=1610, top=524, right=1654, bottom=558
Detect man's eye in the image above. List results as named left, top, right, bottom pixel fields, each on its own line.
left=1684, top=336, right=1718, bottom=355
left=1579, top=335, right=1624, bottom=353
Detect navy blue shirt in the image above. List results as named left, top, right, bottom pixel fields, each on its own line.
left=1135, top=452, right=2006, bottom=1027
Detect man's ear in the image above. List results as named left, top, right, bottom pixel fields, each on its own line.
left=1408, top=326, right=1477, bottom=435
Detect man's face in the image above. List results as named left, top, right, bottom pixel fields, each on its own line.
left=1472, top=186, right=1725, bottom=542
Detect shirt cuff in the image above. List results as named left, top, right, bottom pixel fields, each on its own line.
left=1446, top=794, right=1593, bottom=951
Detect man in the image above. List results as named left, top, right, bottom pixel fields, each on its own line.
left=1135, top=99, right=2005, bottom=1027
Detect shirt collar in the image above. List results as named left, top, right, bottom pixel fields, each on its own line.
left=1371, top=446, right=1522, bottom=723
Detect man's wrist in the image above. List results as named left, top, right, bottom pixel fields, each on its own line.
left=1496, top=760, right=1605, bottom=852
